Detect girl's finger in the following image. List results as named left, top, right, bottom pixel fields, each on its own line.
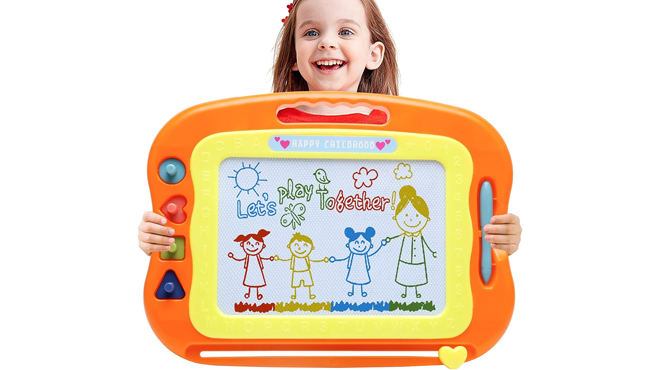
left=138, top=221, right=174, bottom=237
left=139, top=231, right=175, bottom=246
left=490, top=213, right=519, bottom=225
left=491, top=243, right=518, bottom=255
left=139, top=241, right=171, bottom=255
left=484, top=224, right=520, bottom=236
left=485, top=233, right=519, bottom=245
left=143, top=211, right=167, bottom=225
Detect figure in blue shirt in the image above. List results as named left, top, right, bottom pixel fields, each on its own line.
left=382, top=185, right=437, bottom=299
left=329, top=227, right=384, bottom=297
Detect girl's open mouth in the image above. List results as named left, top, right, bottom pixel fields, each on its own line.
left=315, top=60, right=345, bottom=71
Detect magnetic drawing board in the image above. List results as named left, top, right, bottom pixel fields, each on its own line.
left=144, top=92, right=515, bottom=369
left=217, top=158, right=447, bottom=316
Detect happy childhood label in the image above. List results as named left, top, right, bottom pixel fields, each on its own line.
left=268, top=135, right=397, bottom=153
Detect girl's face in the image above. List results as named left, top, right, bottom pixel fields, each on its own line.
left=347, top=235, right=372, bottom=255
left=242, top=238, right=264, bottom=255
left=292, top=0, right=384, bottom=92
left=395, top=203, right=429, bottom=234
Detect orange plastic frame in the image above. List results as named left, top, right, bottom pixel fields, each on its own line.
left=144, top=92, right=514, bottom=367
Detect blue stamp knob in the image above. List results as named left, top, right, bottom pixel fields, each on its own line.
left=164, top=282, right=175, bottom=293
left=166, top=164, right=177, bottom=176
left=159, top=158, right=185, bottom=184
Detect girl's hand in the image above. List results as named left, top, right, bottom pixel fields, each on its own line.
left=269, top=256, right=274, bottom=261
left=329, top=256, right=335, bottom=263
left=484, top=213, right=522, bottom=255
left=274, top=255, right=280, bottom=261
left=228, top=252, right=234, bottom=259
left=138, top=211, right=175, bottom=255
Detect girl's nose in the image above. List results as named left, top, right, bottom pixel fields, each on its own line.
left=318, top=37, right=337, bottom=50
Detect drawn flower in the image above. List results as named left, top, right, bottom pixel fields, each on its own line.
left=394, top=163, right=413, bottom=180
left=353, top=167, right=378, bottom=189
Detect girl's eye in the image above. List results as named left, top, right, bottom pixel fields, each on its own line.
left=416, top=214, right=419, bottom=217
left=304, top=30, right=319, bottom=37
left=339, top=28, right=354, bottom=36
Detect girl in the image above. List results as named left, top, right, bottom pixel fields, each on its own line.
left=138, top=0, right=522, bottom=256
left=329, top=227, right=384, bottom=297
left=383, top=185, right=435, bottom=299
left=228, top=229, right=274, bottom=300
left=274, top=0, right=395, bottom=123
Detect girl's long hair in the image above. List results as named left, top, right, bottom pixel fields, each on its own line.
left=272, top=0, right=399, bottom=95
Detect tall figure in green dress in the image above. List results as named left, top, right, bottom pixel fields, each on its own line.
left=384, top=185, right=437, bottom=298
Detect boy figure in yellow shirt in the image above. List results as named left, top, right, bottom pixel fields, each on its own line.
left=275, top=233, right=328, bottom=300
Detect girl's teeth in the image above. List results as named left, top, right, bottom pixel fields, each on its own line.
left=316, top=60, right=343, bottom=66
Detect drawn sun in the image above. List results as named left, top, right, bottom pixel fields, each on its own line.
left=228, top=162, right=267, bottom=198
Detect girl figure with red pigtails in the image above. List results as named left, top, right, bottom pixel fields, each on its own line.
left=139, top=0, right=522, bottom=260
left=228, top=229, right=275, bottom=300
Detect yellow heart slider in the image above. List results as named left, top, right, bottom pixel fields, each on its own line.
left=438, top=346, right=467, bottom=369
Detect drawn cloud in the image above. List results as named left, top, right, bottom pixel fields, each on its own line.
left=394, top=163, right=413, bottom=180
left=353, top=167, right=379, bottom=189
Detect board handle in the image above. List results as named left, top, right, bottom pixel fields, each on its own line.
left=276, top=100, right=390, bottom=125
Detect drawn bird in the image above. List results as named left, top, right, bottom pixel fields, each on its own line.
left=313, top=169, right=331, bottom=188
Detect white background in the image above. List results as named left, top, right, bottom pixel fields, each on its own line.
left=1, top=0, right=658, bottom=369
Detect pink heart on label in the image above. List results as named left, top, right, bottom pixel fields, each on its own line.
left=385, top=139, right=391, bottom=144
left=274, top=137, right=280, bottom=142
left=280, top=140, right=290, bottom=149
left=376, top=142, right=386, bottom=151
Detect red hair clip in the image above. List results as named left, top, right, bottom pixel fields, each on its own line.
left=282, top=2, right=294, bottom=23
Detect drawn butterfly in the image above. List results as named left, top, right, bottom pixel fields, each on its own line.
left=280, top=203, right=306, bottom=230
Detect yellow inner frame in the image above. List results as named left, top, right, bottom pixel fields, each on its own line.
left=189, top=129, right=473, bottom=339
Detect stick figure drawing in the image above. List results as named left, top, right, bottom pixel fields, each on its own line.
left=381, top=186, right=437, bottom=299
left=228, top=229, right=274, bottom=300
left=274, top=233, right=328, bottom=300
left=329, top=227, right=384, bottom=297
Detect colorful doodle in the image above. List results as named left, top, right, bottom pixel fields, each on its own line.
left=352, top=167, right=379, bottom=189
left=228, top=230, right=274, bottom=300
left=394, top=163, right=413, bottom=180
left=382, top=185, right=437, bottom=299
left=275, top=301, right=331, bottom=313
left=321, top=190, right=390, bottom=213
left=234, top=302, right=275, bottom=313
left=277, top=179, right=314, bottom=204
left=228, top=162, right=267, bottom=197
left=389, top=300, right=436, bottom=312
left=329, top=227, right=384, bottom=297
left=237, top=193, right=277, bottom=219
left=220, top=159, right=445, bottom=315
left=313, top=168, right=331, bottom=190
left=280, top=203, right=306, bottom=230
left=233, top=301, right=436, bottom=313
left=274, top=233, right=329, bottom=300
